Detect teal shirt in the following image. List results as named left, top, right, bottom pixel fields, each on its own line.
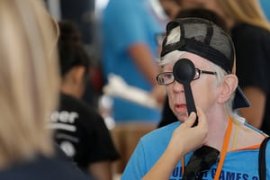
left=101, top=0, right=162, bottom=122
left=122, top=122, right=270, bottom=180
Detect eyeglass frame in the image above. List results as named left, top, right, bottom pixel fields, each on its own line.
left=156, top=68, right=217, bottom=85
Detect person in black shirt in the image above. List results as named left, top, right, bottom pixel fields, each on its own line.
left=50, top=21, right=119, bottom=180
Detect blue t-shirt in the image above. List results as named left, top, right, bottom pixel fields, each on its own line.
left=122, top=122, right=270, bottom=180
left=101, top=0, right=162, bottom=122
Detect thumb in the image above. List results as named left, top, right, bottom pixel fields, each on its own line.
left=184, top=112, right=197, bottom=127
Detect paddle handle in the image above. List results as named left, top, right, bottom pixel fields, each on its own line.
left=183, top=83, right=198, bottom=127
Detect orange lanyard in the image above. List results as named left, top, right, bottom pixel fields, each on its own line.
left=214, top=117, right=233, bottom=180
left=181, top=117, right=233, bottom=178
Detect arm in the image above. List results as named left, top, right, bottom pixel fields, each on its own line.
left=143, top=108, right=208, bottom=180
left=239, top=87, right=266, bottom=128
left=88, top=161, right=113, bottom=180
left=129, top=44, right=165, bottom=105
left=128, top=43, right=159, bottom=86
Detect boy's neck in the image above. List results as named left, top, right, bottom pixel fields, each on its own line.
left=204, top=108, right=230, bottom=151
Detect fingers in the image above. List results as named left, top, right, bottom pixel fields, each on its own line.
left=184, top=107, right=208, bottom=131
left=196, top=107, right=207, bottom=127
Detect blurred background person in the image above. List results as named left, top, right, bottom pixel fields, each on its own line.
left=159, top=0, right=181, bottom=20
left=201, top=0, right=270, bottom=135
left=47, top=0, right=103, bottom=109
left=50, top=20, right=119, bottom=180
left=180, top=0, right=205, bottom=9
left=0, top=0, right=90, bottom=179
left=101, top=0, right=164, bottom=124
left=158, top=0, right=207, bottom=21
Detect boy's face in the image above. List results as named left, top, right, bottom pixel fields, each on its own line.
left=162, top=52, right=220, bottom=122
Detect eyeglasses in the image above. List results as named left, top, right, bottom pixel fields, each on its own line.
left=156, top=68, right=217, bottom=85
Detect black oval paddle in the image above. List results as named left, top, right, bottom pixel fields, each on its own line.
left=173, top=58, right=198, bottom=126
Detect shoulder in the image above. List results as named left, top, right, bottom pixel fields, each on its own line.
left=54, top=94, right=106, bottom=132
left=140, top=122, right=180, bottom=149
left=60, top=94, right=91, bottom=111
left=232, top=23, right=270, bottom=42
left=0, top=155, right=90, bottom=180
left=231, top=122, right=266, bottom=151
left=60, top=94, right=101, bottom=121
left=122, top=122, right=181, bottom=178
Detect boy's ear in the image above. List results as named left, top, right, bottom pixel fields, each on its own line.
left=217, top=74, right=238, bottom=103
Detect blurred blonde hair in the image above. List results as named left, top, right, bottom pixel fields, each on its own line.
left=217, top=0, right=270, bottom=31
left=0, top=0, right=59, bottom=168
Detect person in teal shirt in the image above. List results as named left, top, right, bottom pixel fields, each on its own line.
left=122, top=18, right=270, bottom=180
left=101, top=0, right=163, bottom=123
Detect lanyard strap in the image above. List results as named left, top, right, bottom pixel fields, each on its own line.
left=214, top=117, right=233, bottom=180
